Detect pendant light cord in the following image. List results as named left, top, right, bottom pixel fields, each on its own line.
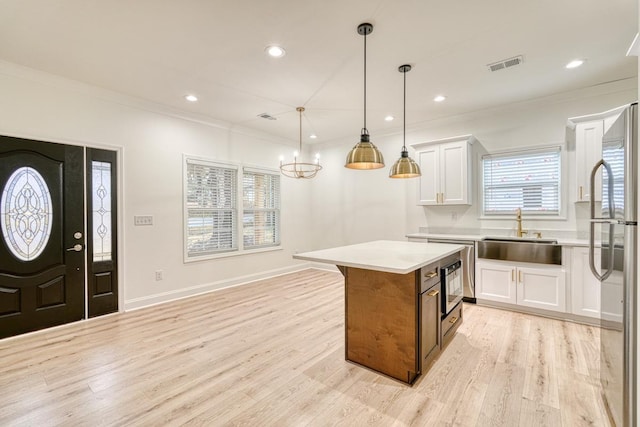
left=363, top=31, right=367, bottom=133
left=402, top=67, right=406, bottom=152
left=299, top=108, right=303, bottom=153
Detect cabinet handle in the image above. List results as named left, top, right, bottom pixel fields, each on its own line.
left=449, top=316, right=458, bottom=324
left=579, top=186, right=583, bottom=200
left=519, top=271, right=523, bottom=283
left=511, top=269, right=515, bottom=282
left=440, top=193, right=445, bottom=203
left=425, top=271, right=438, bottom=278
left=427, top=289, right=439, bottom=297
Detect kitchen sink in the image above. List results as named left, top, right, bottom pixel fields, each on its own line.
left=477, top=237, right=562, bottom=265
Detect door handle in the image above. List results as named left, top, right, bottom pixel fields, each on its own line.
left=579, top=185, right=583, bottom=200
left=589, top=159, right=615, bottom=281
left=427, top=289, right=439, bottom=297
left=66, top=244, right=84, bottom=252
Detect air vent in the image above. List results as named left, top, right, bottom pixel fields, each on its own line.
left=257, top=113, right=277, bottom=120
left=487, top=55, right=524, bottom=72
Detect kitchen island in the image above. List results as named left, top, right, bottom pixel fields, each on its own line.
left=293, top=240, right=464, bottom=384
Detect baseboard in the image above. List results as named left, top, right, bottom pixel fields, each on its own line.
left=124, top=262, right=319, bottom=311
left=476, top=299, right=601, bottom=326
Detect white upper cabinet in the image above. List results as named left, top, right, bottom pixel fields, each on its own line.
left=569, top=105, right=627, bottom=203
left=412, top=135, right=476, bottom=206
left=574, top=120, right=603, bottom=203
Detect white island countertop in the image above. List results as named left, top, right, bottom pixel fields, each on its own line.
left=293, top=240, right=464, bottom=275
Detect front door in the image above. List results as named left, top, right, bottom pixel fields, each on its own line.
left=0, top=136, right=85, bottom=338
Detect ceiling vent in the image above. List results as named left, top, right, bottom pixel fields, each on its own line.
left=257, top=113, right=277, bottom=120
left=487, top=55, right=524, bottom=72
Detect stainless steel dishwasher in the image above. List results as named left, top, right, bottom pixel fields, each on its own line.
left=427, top=238, right=476, bottom=303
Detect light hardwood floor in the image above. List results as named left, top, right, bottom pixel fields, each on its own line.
left=0, top=269, right=610, bottom=426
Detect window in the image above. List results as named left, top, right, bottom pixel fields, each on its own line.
left=185, top=159, right=237, bottom=258
left=184, top=157, right=281, bottom=260
left=243, top=168, right=280, bottom=249
left=602, top=140, right=624, bottom=216
left=482, top=147, right=561, bottom=215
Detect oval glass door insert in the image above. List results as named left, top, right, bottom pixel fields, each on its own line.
left=1, top=166, right=53, bottom=261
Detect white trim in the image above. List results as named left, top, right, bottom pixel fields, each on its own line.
left=566, top=103, right=630, bottom=128
left=124, top=262, right=317, bottom=311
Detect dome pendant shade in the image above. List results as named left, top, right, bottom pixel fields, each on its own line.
left=389, top=150, right=421, bottom=178
left=346, top=23, right=384, bottom=170
left=389, top=64, right=421, bottom=179
left=345, top=131, right=385, bottom=169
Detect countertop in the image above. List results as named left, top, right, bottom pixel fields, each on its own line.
left=293, top=240, right=464, bottom=275
left=406, top=232, right=590, bottom=247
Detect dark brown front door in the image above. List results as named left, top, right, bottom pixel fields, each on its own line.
left=0, top=136, right=85, bottom=338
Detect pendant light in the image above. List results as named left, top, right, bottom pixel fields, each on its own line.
left=345, top=23, right=384, bottom=170
left=389, top=64, right=421, bottom=178
left=279, top=107, right=322, bottom=179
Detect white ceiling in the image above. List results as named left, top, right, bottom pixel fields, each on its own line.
left=0, top=0, right=637, bottom=146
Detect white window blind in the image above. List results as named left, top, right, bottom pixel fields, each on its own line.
left=483, top=148, right=561, bottom=215
left=185, top=159, right=237, bottom=257
left=243, top=169, right=280, bottom=249
left=602, top=140, right=625, bottom=216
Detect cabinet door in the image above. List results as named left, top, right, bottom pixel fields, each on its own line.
left=420, top=285, right=441, bottom=371
left=517, top=266, right=566, bottom=312
left=440, top=141, right=469, bottom=205
left=571, top=247, right=601, bottom=318
left=575, top=120, right=603, bottom=202
left=475, top=260, right=516, bottom=304
left=417, top=147, right=439, bottom=205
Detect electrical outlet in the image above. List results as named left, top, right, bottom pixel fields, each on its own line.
left=134, top=215, right=153, bottom=226
left=155, top=270, right=163, bottom=281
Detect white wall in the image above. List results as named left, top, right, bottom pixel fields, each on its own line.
left=0, top=61, right=313, bottom=310
left=311, top=78, right=637, bottom=246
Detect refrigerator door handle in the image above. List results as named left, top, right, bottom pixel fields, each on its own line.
left=589, top=221, right=615, bottom=281
left=589, top=159, right=616, bottom=281
left=590, top=159, right=615, bottom=220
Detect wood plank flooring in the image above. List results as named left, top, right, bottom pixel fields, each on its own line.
left=0, top=269, right=610, bottom=426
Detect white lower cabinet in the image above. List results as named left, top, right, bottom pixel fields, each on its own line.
left=476, top=259, right=566, bottom=313
left=570, top=247, right=601, bottom=318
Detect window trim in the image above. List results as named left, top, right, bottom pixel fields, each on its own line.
left=479, top=145, right=567, bottom=220
left=183, top=155, right=282, bottom=263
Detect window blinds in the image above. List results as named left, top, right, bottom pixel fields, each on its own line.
left=602, top=140, right=625, bottom=216
left=483, top=148, right=561, bottom=215
left=186, top=160, right=237, bottom=257
left=243, top=169, right=280, bottom=249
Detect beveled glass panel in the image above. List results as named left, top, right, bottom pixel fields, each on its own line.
left=92, top=161, right=112, bottom=262
left=1, top=167, right=53, bottom=261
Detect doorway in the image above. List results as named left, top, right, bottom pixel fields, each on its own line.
left=0, top=136, right=119, bottom=338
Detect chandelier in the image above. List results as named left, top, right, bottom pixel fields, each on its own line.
left=279, top=107, right=322, bottom=179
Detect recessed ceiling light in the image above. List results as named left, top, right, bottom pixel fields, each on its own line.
left=265, top=45, right=286, bottom=58
left=185, top=94, right=198, bottom=102
left=566, top=59, right=584, bottom=69
left=310, top=134, right=317, bottom=139
left=434, top=95, right=446, bottom=102
left=384, top=115, right=394, bottom=121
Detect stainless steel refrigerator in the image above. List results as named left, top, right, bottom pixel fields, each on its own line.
left=589, top=102, right=637, bottom=427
